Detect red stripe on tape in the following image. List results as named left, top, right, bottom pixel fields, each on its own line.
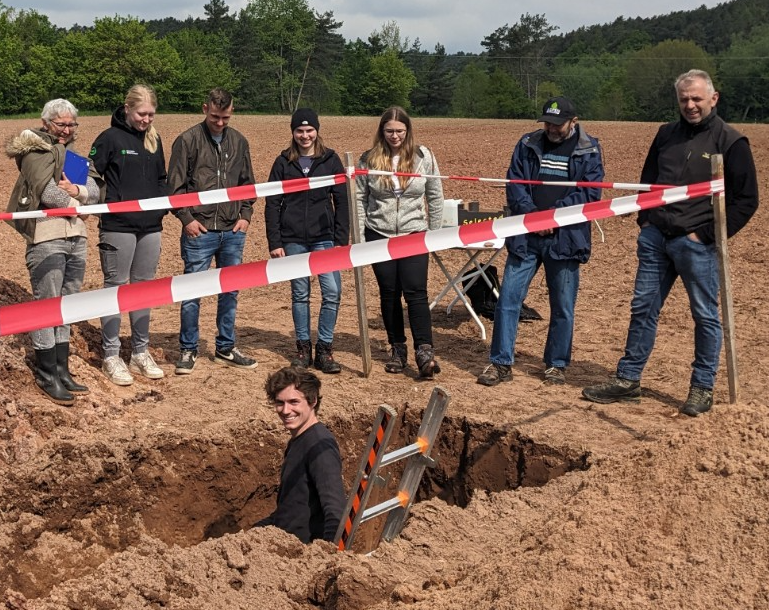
left=458, top=219, right=498, bottom=245
left=107, top=200, right=143, bottom=213
left=388, top=232, right=428, bottom=259
left=582, top=199, right=614, bottom=221
left=636, top=192, right=665, bottom=210
left=309, top=246, right=353, bottom=276
left=0, top=298, right=63, bottom=336
left=523, top=209, right=557, bottom=233
left=220, top=260, right=269, bottom=293
left=170, top=193, right=203, bottom=209
left=227, top=185, right=258, bottom=201
left=281, top=178, right=311, bottom=194
left=117, top=277, right=174, bottom=312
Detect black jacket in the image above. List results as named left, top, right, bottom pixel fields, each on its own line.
left=254, top=422, right=345, bottom=543
left=264, top=148, right=349, bottom=251
left=639, top=112, right=758, bottom=244
left=89, top=106, right=168, bottom=233
left=167, top=121, right=255, bottom=230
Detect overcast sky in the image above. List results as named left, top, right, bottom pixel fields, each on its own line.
left=9, top=0, right=723, bottom=53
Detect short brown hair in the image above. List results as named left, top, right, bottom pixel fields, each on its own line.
left=265, top=366, right=322, bottom=412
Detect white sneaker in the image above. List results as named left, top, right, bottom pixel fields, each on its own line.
left=103, top=355, right=134, bottom=386
left=129, top=351, right=165, bottom=379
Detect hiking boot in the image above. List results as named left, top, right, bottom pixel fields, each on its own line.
left=129, top=351, right=165, bottom=379
left=385, top=343, right=407, bottom=374
left=679, top=386, right=713, bottom=417
left=215, top=346, right=257, bottom=370
left=416, top=344, right=439, bottom=379
left=544, top=366, right=566, bottom=385
left=103, top=355, right=134, bottom=386
left=55, top=342, right=89, bottom=395
left=290, top=340, right=312, bottom=368
left=477, top=363, right=512, bottom=387
left=34, top=347, right=75, bottom=406
left=582, top=376, right=640, bottom=404
left=175, top=349, right=197, bottom=375
left=314, top=340, right=341, bottom=374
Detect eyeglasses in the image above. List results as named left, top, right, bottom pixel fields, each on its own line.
left=384, top=129, right=406, bottom=136
left=50, top=121, right=79, bottom=130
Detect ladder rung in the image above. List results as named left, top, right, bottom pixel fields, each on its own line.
left=379, top=437, right=428, bottom=467
left=360, top=491, right=409, bottom=523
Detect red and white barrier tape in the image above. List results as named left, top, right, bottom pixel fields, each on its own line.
left=357, top=169, right=673, bottom=191
left=1, top=170, right=667, bottom=222
left=0, top=174, right=346, bottom=221
left=0, top=180, right=722, bottom=337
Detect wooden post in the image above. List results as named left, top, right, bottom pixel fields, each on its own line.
left=346, top=152, right=372, bottom=377
left=711, top=154, right=739, bottom=403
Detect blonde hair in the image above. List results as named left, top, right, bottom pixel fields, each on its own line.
left=364, top=106, right=415, bottom=191
left=125, top=84, right=159, bottom=154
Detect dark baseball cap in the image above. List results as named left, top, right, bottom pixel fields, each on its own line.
left=537, top=96, right=577, bottom=125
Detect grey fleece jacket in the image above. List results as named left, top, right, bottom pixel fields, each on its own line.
left=355, top=145, right=444, bottom=240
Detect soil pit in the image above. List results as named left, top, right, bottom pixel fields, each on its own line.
left=0, top=410, right=589, bottom=600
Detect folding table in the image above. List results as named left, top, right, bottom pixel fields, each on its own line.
left=429, top=238, right=505, bottom=340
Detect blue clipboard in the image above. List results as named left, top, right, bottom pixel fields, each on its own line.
left=63, top=150, right=89, bottom=185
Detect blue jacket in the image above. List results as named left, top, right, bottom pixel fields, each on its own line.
left=505, top=125, right=604, bottom=263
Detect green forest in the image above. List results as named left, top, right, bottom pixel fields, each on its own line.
left=1, top=0, right=768, bottom=122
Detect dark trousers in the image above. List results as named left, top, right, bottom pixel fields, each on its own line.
left=366, top=228, right=433, bottom=349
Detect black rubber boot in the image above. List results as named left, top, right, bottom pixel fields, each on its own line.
left=314, top=340, right=341, bottom=374
left=416, top=344, right=439, bottom=379
left=34, top=348, right=75, bottom=406
left=385, top=343, right=407, bottom=374
left=55, top=342, right=89, bottom=394
left=290, top=340, right=312, bottom=368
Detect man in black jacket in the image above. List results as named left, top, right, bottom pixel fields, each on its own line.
left=168, top=88, right=257, bottom=375
left=583, top=69, right=759, bottom=416
left=255, top=366, right=345, bottom=544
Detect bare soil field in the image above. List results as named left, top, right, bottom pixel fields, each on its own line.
left=1, top=114, right=768, bottom=610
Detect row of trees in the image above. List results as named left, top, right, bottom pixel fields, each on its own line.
left=1, top=0, right=768, bottom=122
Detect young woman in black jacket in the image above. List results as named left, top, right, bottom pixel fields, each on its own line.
left=89, top=84, right=168, bottom=386
left=264, top=109, right=349, bottom=373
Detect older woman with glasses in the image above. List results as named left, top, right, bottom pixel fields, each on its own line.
left=5, top=98, right=102, bottom=406
left=355, top=106, right=444, bottom=378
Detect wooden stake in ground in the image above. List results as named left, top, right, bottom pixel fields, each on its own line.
left=711, top=154, right=739, bottom=403
left=346, top=152, right=372, bottom=377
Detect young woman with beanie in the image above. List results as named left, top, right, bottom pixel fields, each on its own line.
left=265, top=109, right=349, bottom=374
left=355, top=106, right=444, bottom=378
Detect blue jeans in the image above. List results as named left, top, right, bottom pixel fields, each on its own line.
left=283, top=241, right=342, bottom=344
left=490, top=235, right=580, bottom=368
left=179, top=229, right=246, bottom=352
left=617, top=224, right=721, bottom=389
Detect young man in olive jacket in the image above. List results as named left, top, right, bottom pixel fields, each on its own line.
left=167, top=88, right=257, bottom=374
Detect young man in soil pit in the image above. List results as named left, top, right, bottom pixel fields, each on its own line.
left=254, top=366, right=345, bottom=543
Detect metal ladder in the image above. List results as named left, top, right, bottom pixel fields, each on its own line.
left=334, top=386, right=450, bottom=551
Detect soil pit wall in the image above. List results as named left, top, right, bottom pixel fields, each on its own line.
left=0, top=409, right=589, bottom=600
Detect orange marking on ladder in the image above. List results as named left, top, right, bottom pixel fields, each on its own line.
left=397, top=491, right=410, bottom=507
left=416, top=436, right=429, bottom=453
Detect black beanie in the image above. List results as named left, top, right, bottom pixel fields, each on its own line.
left=291, top=108, right=320, bottom=131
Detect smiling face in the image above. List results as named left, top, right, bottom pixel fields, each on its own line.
left=203, top=102, right=233, bottom=137
left=677, top=77, right=719, bottom=125
left=543, top=117, right=577, bottom=144
left=293, top=125, right=317, bottom=155
left=273, top=384, right=318, bottom=438
left=43, top=113, right=78, bottom=145
left=125, top=101, right=156, bottom=132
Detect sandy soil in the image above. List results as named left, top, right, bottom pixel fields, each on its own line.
left=1, top=114, right=768, bottom=610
